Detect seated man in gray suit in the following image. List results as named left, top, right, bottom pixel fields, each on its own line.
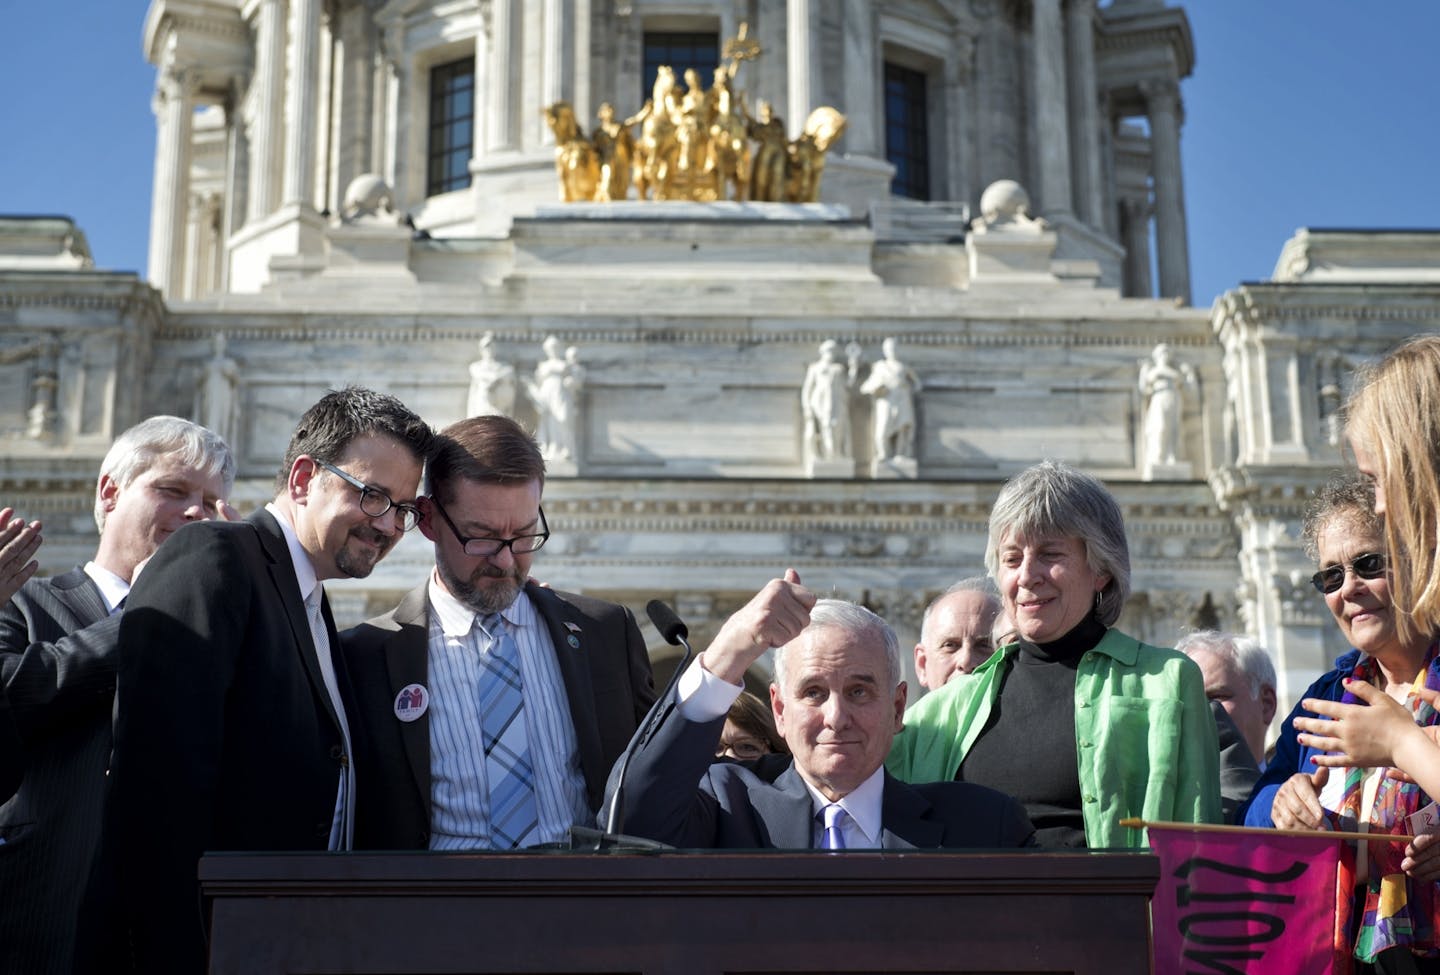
left=602, top=570, right=1034, bottom=850
left=0, top=416, right=234, bottom=975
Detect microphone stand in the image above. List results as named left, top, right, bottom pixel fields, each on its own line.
left=570, top=600, right=693, bottom=852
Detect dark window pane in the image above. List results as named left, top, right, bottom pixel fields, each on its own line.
left=884, top=61, right=929, bottom=200
left=428, top=56, right=475, bottom=196
left=641, top=31, right=719, bottom=106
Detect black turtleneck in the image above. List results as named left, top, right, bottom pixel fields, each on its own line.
left=956, top=614, right=1107, bottom=848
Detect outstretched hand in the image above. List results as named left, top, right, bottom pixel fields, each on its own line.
left=1294, top=679, right=1440, bottom=802
left=700, top=568, right=816, bottom=684
left=0, top=507, right=42, bottom=604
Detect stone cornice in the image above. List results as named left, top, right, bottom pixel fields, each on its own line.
left=0, top=290, right=163, bottom=322
left=153, top=319, right=1212, bottom=349
left=1213, top=286, right=1440, bottom=347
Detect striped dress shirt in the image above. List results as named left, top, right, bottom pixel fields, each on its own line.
left=426, top=576, right=589, bottom=849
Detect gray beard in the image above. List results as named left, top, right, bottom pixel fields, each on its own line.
left=436, top=557, right=523, bottom=615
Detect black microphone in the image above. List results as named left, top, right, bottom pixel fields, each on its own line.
left=646, top=599, right=690, bottom=648
left=596, top=600, right=696, bottom=843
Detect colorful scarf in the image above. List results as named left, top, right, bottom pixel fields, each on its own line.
left=1329, top=644, right=1440, bottom=965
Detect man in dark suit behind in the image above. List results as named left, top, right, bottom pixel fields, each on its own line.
left=90, top=387, right=433, bottom=975
left=601, top=572, right=1035, bottom=850
left=0, top=416, right=235, bottom=975
left=344, top=414, right=655, bottom=850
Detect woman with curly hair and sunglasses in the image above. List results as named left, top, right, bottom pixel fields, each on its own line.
left=1240, top=472, right=1440, bottom=972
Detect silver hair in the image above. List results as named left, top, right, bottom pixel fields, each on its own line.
left=1175, top=630, right=1277, bottom=701
left=983, top=460, right=1131, bottom=627
left=920, top=575, right=1001, bottom=631
left=1300, top=473, right=1380, bottom=562
left=95, top=416, right=236, bottom=532
left=773, top=598, right=901, bottom=690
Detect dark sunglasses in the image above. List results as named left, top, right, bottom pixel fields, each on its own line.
left=1310, top=552, right=1387, bottom=595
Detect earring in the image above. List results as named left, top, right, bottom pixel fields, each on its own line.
left=1094, top=590, right=1103, bottom=617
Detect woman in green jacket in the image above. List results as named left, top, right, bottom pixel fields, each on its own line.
left=887, top=460, right=1221, bottom=848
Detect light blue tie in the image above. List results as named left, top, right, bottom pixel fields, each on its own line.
left=822, top=803, right=847, bottom=851
left=477, top=613, right=538, bottom=848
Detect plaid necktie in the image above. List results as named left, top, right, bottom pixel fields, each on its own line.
left=477, top=613, right=538, bottom=848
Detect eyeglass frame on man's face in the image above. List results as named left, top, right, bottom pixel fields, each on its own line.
left=426, top=492, right=550, bottom=559
left=312, top=458, right=422, bottom=531
left=1311, top=552, right=1388, bottom=595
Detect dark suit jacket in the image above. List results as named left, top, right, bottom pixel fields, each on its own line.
left=1212, top=699, right=1262, bottom=824
left=0, top=569, right=121, bottom=975
left=602, top=687, right=1036, bottom=850
left=343, top=580, right=656, bottom=850
left=90, top=509, right=350, bottom=975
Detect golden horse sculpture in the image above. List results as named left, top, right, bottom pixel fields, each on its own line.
left=541, top=101, right=599, bottom=203
left=544, top=26, right=844, bottom=203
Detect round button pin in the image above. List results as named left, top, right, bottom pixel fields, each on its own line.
left=394, top=683, right=429, bottom=722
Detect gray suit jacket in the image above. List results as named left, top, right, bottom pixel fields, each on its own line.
left=0, top=567, right=122, bottom=975
left=343, top=580, right=656, bottom=850
left=601, top=687, right=1036, bottom=850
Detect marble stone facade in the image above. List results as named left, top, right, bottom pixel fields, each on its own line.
left=6, top=3, right=1440, bottom=731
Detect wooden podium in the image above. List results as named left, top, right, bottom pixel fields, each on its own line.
left=201, top=850, right=1156, bottom=974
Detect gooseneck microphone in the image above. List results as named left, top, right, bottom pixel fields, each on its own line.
left=600, top=600, right=697, bottom=841
left=645, top=599, right=691, bottom=650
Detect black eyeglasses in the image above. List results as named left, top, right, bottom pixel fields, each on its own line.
left=427, top=494, right=550, bottom=558
left=313, top=459, right=422, bottom=531
left=1311, top=552, right=1387, bottom=595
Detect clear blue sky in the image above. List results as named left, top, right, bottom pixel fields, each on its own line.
left=2, top=1, right=1437, bottom=309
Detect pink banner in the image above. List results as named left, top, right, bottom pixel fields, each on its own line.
left=1150, top=828, right=1345, bottom=974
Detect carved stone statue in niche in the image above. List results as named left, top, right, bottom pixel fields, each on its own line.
left=1315, top=351, right=1360, bottom=448
left=199, top=333, right=239, bottom=444
left=525, top=336, right=584, bottom=468
left=466, top=331, right=517, bottom=418
left=1138, top=343, right=1196, bottom=478
left=859, top=338, right=922, bottom=478
left=800, top=340, right=861, bottom=474
left=24, top=337, right=60, bottom=442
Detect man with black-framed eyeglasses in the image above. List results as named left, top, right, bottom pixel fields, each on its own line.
left=343, top=414, right=656, bottom=851
left=87, top=386, right=434, bottom=974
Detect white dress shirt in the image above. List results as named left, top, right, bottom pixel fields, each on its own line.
left=264, top=503, right=355, bottom=851
left=83, top=561, right=130, bottom=615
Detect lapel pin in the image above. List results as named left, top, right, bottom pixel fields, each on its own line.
left=394, top=683, right=429, bottom=722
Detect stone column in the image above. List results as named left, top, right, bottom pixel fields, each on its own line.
left=486, top=0, right=515, bottom=152
left=336, top=4, right=376, bottom=195
left=840, top=0, right=879, bottom=157
left=1065, top=0, right=1103, bottom=225
left=148, top=66, right=196, bottom=297
left=469, top=7, right=490, bottom=167
left=1142, top=78, right=1191, bottom=304
left=540, top=0, right=567, bottom=133
left=1120, top=195, right=1152, bottom=298
left=1031, top=0, right=1073, bottom=215
left=247, top=0, right=287, bottom=222
left=221, top=89, right=246, bottom=291
left=283, top=0, right=321, bottom=207
left=940, top=52, right=967, bottom=202
left=786, top=0, right=818, bottom=137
